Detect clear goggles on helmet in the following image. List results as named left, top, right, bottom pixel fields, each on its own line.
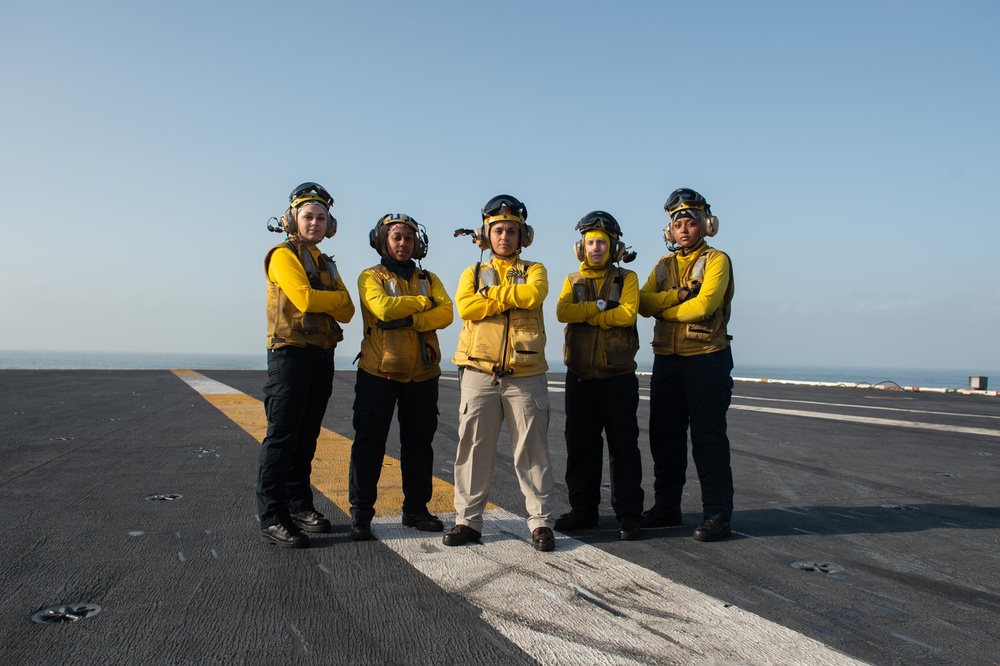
left=290, top=182, right=334, bottom=209
left=575, top=211, right=622, bottom=238
left=482, top=195, right=527, bottom=221
left=664, top=188, right=707, bottom=217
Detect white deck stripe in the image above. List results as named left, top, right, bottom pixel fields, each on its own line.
left=373, top=509, right=868, bottom=665
left=735, top=395, right=1000, bottom=420
left=174, top=373, right=243, bottom=395
left=729, top=404, right=1000, bottom=438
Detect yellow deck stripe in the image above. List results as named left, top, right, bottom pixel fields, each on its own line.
left=171, top=370, right=472, bottom=517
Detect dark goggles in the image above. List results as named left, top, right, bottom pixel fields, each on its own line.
left=575, top=211, right=622, bottom=238
left=482, top=195, right=527, bottom=220
left=290, top=182, right=334, bottom=208
left=663, top=188, right=707, bottom=214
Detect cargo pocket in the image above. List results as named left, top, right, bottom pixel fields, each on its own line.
left=685, top=311, right=721, bottom=342
left=602, top=327, right=633, bottom=368
left=377, top=330, right=412, bottom=375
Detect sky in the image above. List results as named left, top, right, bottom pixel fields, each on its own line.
left=1, top=1, right=998, bottom=373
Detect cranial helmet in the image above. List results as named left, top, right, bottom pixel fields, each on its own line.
left=478, top=194, right=533, bottom=251
left=278, top=182, right=338, bottom=238
left=662, top=188, right=718, bottom=245
left=369, top=213, right=428, bottom=260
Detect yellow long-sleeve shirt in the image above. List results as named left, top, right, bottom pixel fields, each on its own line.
left=638, top=241, right=733, bottom=356
left=455, top=255, right=548, bottom=321
left=357, top=267, right=453, bottom=333
left=556, top=263, right=639, bottom=329
left=268, top=245, right=355, bottom=323
left=638, top=241, right=730, bottom=324
left=452, top=255, right=548, bottom=375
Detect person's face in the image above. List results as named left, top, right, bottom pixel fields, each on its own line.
left=296, top=203, right=328, bottom=243
left=489, top=221, right=519, bottom=257
left=671, top=215, right=703, bottom=250
left=585, top=236, right=609, bottom=265
left=386, top=226, right=415, bottom=262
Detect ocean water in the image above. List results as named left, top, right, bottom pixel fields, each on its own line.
left=1, top=350, right=995, bottom=391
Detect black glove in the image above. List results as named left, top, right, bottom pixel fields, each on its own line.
left=376, top=315, right=414, bottom=330
left=604, top=300, right=620, bottom=310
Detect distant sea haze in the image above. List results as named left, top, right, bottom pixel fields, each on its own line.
left=0, top=350, right=995, bottom=392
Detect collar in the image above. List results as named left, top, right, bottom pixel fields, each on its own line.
left=380, top=257, right=416, bottom=279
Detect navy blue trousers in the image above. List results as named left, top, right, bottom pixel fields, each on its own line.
left=648, top=348, right=734, bottom=517
left=349, top=369, right=439, bottom=524
left=564, top=371, right=644, bottom=520
left=256, top=345, right=334, bottom=528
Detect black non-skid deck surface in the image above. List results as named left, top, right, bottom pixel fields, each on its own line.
left=1, top=369, right=998, bottom=665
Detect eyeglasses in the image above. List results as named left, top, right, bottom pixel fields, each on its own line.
left=290, top=182, right=334, bottom=208
left=575, top=211, right=622, bottom=238
left=663, top=188, right=706, bottom=214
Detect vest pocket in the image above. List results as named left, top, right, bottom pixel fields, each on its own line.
left=601, top=327, right=634, bottom=369
left=510, top=313, right=544, bottom=359
left=685, top=311, right=721, bottom=342
left=292, top=312, right=344, bottom=344
left=377, top=330, right=412, bottom=375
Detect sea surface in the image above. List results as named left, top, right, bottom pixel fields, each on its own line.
left=0, top=350, right=994, bottom=391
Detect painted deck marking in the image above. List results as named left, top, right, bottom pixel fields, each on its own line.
left=174, top=370, right=869, bottom=666
left=729, top=404, right=1000, bottom=438
left=169, top=371, right=471, bottom=518
left=445, top=375, right=1000, bottom=437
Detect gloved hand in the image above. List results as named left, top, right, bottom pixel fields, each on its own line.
left=376, top=315, right=414, bottom=330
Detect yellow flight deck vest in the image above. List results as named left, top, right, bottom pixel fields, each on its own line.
left=265, top=239, right=345, bottom=351
left=651, top=246, right=733, bottom=356
left=358, top=264, right=443, bottom=383
left=453, top=260, right=547, bottom=377
left=564, top=267, right=639, bottom=379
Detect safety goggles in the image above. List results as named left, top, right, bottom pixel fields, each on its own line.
left=575, top=211, right=622, bottom=237
left=482, top=195, right=526, bottom=220
left=663, top=188, right=706, bottom=215
left=290, top=182, right=334, bottom=209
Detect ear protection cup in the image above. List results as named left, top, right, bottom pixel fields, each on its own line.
left=574, top=240, right=584, bottom=262
left=280, top=208, right=296, bottom=235
left=705, top=215, right=719, bottom=237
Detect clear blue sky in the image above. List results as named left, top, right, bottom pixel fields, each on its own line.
left=2, top=1, right=998, bottom=373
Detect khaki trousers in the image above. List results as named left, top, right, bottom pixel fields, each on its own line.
left=453, top=369, right=554, bottom=532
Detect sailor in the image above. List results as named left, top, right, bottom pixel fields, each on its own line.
left=444, top=194, right=556, bottom=552
left=348, top=213, right=454, bottom=541
left=257, top=182, right=355, bottom=548
left=638, top=188, right=735, bottom=541
left=554, top=211, right=645, bottom=540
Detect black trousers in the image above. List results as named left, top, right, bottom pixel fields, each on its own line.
left=648, top=347, right=734, bottom=517
left=256, top=345, right=335, bottom=528
left=564, top=371, right=644, bottom=520
left=349, top=369, right=439, bottom=524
